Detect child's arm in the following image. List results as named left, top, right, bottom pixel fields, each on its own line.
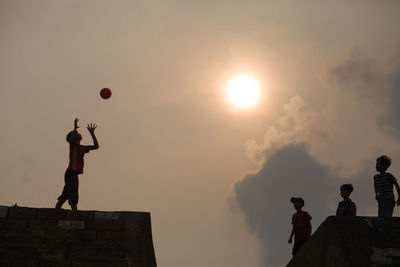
left=86, top=123, right=99, bottom=151
left=288, top=227, right=294, bottom=243
left=74, top=118, right=79, bottom=130
left=394, top=181, right=400, bottom=206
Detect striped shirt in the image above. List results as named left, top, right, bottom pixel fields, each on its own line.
left=374, top=172, right=398, bottom=200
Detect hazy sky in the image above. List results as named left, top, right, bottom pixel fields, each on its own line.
left=1, top=1, right=400, bottom=267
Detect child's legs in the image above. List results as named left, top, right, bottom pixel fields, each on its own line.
left=56, top=172, right=74, bottom=207
left=55, top=199, right=66, bottom=209
left=57, top=171, right=79, bottom=209
left=292, top=240, right=305, bottom=256
left=71, top=204, right=78, bottom=211
left=381, top=199, right=395, bottom=218
left=378, top=200, right=384, bottom=217
left=67, top=172, right=79, bottom=207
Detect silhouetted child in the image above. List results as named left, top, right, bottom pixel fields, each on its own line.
left=288, top=197, right=312, bottom=256
left=55, top=118, right=99, bottom=211
left=374, top=155, right=400, bottom=217
left=336, top=184, right=356, bottom=216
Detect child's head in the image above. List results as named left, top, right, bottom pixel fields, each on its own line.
left=340, top=184, right=353, bottom=199
left=290, top=197, right=304, bottom=211
left=66, top=130, right=82, bottom=144
left=376, top=155, right=391, bottom=172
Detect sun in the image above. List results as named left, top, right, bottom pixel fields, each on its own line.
left=226, top=75, right=261, bottom=109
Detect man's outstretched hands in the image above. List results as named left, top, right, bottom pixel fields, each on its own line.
left=74, top=118, right=79, bottom=130
left=87, top=123, right=97, bottom=134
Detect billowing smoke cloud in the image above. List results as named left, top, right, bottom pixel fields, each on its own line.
left=330, top=49, right=400, bottom=139
left=378, top=67, right=400, bottom=138
left=245, top=95, right=326, bottom=165
left=234, top=143, right=338, bottom=267
left=231, top=95, right=379, bottom=267
left=331, top=49, right=378, bottom=90
left=231, top=96, right=336, bottom=266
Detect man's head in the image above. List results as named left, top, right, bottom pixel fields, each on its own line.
left=340, top=184, right=353, bottom=199
left=66, top=130, right=82, bottom=144
left=290, top=197, right=304, bottom=210
left=376, top=155, right=392, bottom=172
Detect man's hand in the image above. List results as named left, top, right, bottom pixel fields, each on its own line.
left=87, top=123, right=97, bottom=134
left=74, top=118, right=79, bottom=130
left=288, top=237, right=292, bottom=244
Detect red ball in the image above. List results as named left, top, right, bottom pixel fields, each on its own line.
left=100, top=88, right=112, bottom=99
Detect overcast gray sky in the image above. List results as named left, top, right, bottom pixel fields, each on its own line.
left=1, top=1, right=400, bottom=267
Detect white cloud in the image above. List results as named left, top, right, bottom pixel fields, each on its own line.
left=245, top=95, right=326, bottom=165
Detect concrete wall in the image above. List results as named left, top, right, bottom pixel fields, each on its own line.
left=286, top=217, right=350, bottom=267
left=287, top=216, right=400, bottom=267
left=0, top=205, right=157, bottom=267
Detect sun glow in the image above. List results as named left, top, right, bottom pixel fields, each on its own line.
left=226, top=75, right=261, bottom=109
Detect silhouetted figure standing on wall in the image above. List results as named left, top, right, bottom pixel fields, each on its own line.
left=374, top=155, right=400, bottom=218
left=336, top=184, right=356, bottom=216
left=55, top=118, right=99, bottom=211
left=288, top=197, right=312, bottom=256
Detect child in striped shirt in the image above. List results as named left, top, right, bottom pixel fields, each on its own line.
left=374, top=155, right=400, bottom=217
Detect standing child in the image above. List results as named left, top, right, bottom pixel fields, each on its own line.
left=288, top=197, right=312, bottom=256
left=374, top=155, right=400, bottom=218
left=336, top=184, right=357, bottom=216
left=55, top=118, right=99, bottom=211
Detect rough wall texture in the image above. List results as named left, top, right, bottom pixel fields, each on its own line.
left=287, top=216, right=400, bottom=267
left=0, top=205, right=157, bottom=267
